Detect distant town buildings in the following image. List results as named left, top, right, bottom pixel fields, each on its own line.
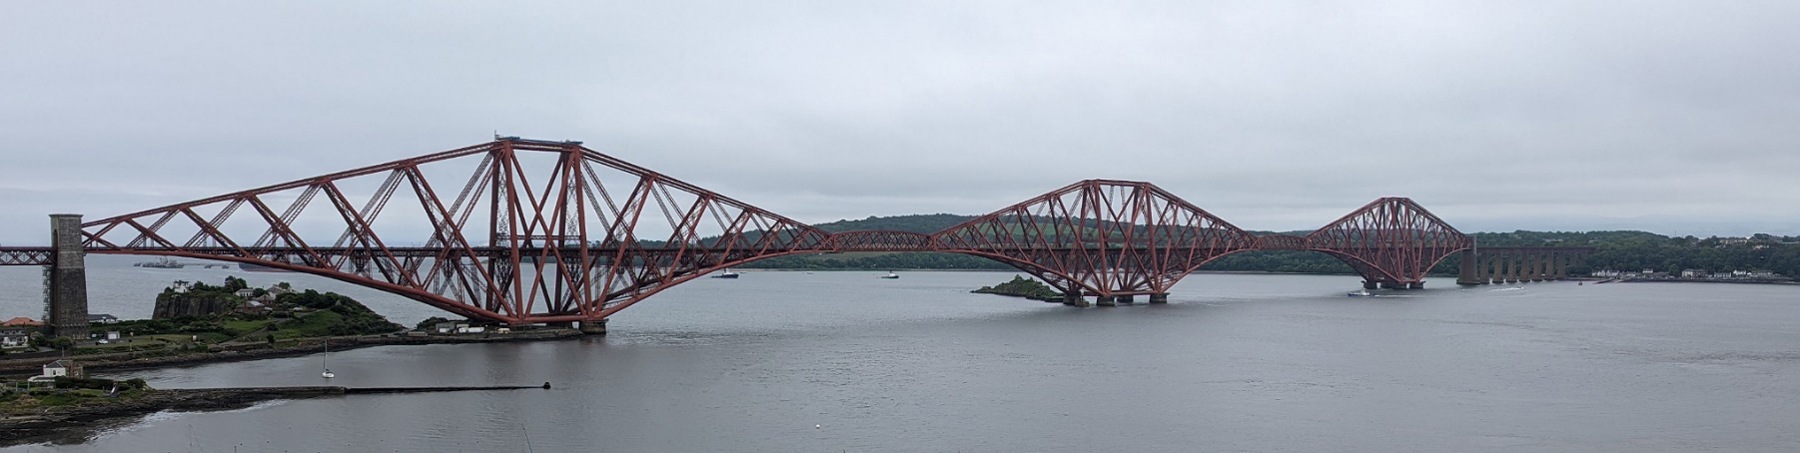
left=1594, top=268, right=1786, bottom=282
left=0, top=326, right=32, bottom=348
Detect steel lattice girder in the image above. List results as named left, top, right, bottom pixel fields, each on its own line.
left=0, top=247, right=53, bottom=266
left=79, top=138, right=832, bottom=324
left=830, top=230, right=934, bottom=251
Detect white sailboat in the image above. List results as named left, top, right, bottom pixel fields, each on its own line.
left=320, top=340, right=335, bottom=379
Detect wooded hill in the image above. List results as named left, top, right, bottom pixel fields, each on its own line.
left=735, top=214, right=1800, bottom=278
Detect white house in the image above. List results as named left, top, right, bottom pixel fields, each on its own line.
left=30, top=359, right=83, bottom=382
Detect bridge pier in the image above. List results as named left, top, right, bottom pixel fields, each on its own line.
left=579, top=319, right=607, bottom=335
left=48, top=214, right=90, bottom=340
left=1528, top=252, right=1545, bottom=281
left=1148, top=293, right=1168, bottom=304
left=1096, top=296, right=1118, bottom=307
left=1457, top=249, right=1485, bottom=286
left=1552, top=252, right=1568, bottom=280
left=1116, top=295, right=1135, bottom=305
left=1062, top=292, right=1089, bottom=307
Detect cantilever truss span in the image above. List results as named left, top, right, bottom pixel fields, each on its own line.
left=77, top=138, right=831, bottom=324
left=932, top=180, right=1260, bottom=299
left=1306, top=197, right=1474, bottom=289
left=44, top=138, right=1500, bottom=324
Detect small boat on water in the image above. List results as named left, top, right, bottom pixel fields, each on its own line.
left=880, top=271, right=900, bottom=279
left=712, top=269, right=740, bottom=279
left=1346, top=289, right=1372, bottom=297
left=320, top=340, right=335, bottom=379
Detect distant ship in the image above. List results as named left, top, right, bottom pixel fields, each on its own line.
left=134, top=257, right=184, bottom=269
left=712, top=269, right=740, bottom=279
left=880, top=271, right=900, bottom=279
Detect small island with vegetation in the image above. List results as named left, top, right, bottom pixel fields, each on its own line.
left=136, top=276, right=402, bottom=345
left=0, top=276, right=574, bottom=444
left=2, top=276, right=580, bottom=378
left=972, top=275, right=1065, bottom=302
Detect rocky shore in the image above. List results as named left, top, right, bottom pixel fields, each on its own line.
left=0, top=329, right=585, bottom=377
left=0, top=385, right=547, bottom=445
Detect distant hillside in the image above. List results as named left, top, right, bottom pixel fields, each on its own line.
left=806, top=213, right=975, bottom=234
left=742, top=215, right=1800, bottom=278
left=739, top=214, right=997, bottom=270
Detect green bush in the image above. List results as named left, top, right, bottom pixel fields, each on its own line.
left=53, top=377, right=115, bottom=390
left=415, top=317, right=451, bottom=331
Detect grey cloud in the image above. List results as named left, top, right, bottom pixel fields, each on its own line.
left=3, top=1, right=1798, bottom=243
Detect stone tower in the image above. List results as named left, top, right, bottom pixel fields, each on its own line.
left=47, top=214, right=89, bottom=339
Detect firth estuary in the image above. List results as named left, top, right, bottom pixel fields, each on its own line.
left=3, top=258, right=1797, bottom=451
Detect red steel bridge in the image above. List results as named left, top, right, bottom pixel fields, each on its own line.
left=0, top=138, right=1579, bottom=327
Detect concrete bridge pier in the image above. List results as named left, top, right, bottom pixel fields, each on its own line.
left=1363, top=281, right=1379, bottom=290
left=1529, top=252, right=1546, bottom=281
left=1490, top=254, right=1505, bottom=284
left=1095, top=295, right=1118, bottom=307
left=1062, top=292, right=1089, bottom=307
left=48, top=214, right=90, bottom=339
left=579, top=319, right=607, bottom=335
left=1116, top=295, right=1135, bottom=305
left=1457, top=249, right=1484, bottom=286
left=1503, top=254, right=1521, bottom=283
left=1148, top=293, right=1168, bottom=304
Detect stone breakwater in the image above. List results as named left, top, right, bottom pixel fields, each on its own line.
left=0, top=329, right=585, bottom=377
left=0, top=385, right=547, bottom=445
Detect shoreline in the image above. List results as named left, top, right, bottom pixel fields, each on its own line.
left=741, top=267, right=1372, bottom=277
left=0, top=385, right=547, bottom=445
left=1613, top=278, right=1799, bottom=285
left=0, top=329, right=585, bottom=378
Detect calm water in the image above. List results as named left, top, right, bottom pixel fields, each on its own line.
left=4, top=257, right=1800, bottom=452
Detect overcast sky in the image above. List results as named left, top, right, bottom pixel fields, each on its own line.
left=3, top=1, right=1797, bottom=244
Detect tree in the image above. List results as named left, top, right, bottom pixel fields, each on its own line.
left=223, top=276, right=249, bottom=292
left=415, top=317, right=452, bottom=331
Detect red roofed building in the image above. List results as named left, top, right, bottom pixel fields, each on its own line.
left=2, top=317, right=44, bottom=327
